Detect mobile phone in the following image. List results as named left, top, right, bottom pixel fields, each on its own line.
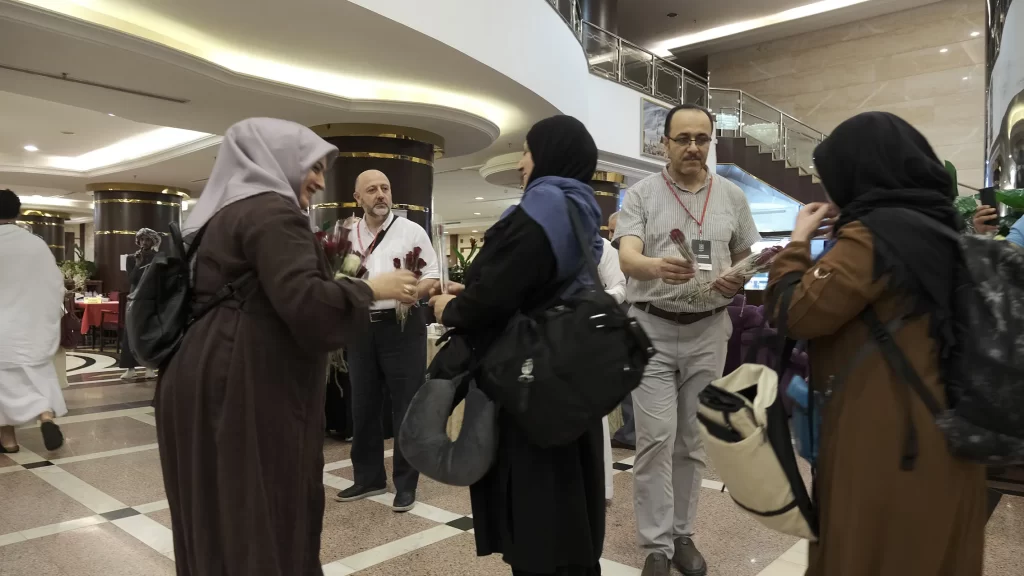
left=980, top=186, right=999, bottom=210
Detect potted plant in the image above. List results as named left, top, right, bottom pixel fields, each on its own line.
left=61, top=244, right=97, bottom=292
left=449, top=237, right=480, bottom=284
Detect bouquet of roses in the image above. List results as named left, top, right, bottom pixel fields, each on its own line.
left=393, top=246, right=427, bottom=329
left=316, top=217, right=368, bottom=279
left=683, top=245, right=784, bottom=304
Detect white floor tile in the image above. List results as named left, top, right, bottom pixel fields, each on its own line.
left=0, top=531, right=27, bottom=547
left=129, top=413, right=158, bottom=427
left=133, top=499, right=170, bottom=514
left=756, top=559, right=808, bottom=576
left=0, top=465, right=25, bottom=475
left=322, top=473, right=354, bottom=492
left=19, top=515, right=107, bottom=541
left=112, top=514, right=175, bottom=555
left=37, top=406, right=155, bottom=427
left=334, top=525, right=462, bottom=571
left=364, top=494, right=461, bottom=524
left=618, top=456, right=635, bottom=466
left=32, top=466, right=127, bottom=513
left=701, top=479, right=726, bottom=492
left=4, top=447, right=46, bottom=465
left=164, top=550, right=176, bottom=562
left=320, top=562, right=356, bottom=576
left=599, top=558, right=641, bottom=576
left=323, top=459, right=352, bottom=472
left=50, top=443, right=159, bottom=465
left=779, top=539, right=810, bottom=566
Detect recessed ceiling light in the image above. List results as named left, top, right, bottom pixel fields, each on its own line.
left=474, top=212, right=481, bottom=215
left=61, top=131, right=75, bottom=135
left=474, top=196, right=484, bottom=200
left=23, top=145, right=39, bottom=152
left=971, top=31, right=981, bottom=37
left=472, top=230, right=479, bottom=233
left=939, top=48, right=949, bottom=53
left=667, top=12, right=678, bottom=17
left=963, top=76, right=969, bottom=80
left=108, top=113, right=116, bottom=117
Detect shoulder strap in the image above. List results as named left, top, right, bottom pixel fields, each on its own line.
left=366, top=215, right=399, bottom=255
left=860, top=306, right=942, bottom=416
left=565, top=200, right=602, bottom=288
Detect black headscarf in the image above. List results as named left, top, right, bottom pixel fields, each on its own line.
left=525, top=115, right=598, bottom=186
left=814, top=111, right=965, bottom=375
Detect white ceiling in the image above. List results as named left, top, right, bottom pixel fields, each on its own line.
left=617, top=0, right=942, bottom=59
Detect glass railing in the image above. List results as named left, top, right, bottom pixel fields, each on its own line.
left=545, top=0, right=708, bottom=107
left=708, top=88, right=826, bottom=176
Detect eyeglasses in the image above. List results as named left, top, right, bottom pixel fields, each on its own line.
left=667, top=134, right=712, bottom=147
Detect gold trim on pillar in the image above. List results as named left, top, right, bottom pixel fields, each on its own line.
left=16, top=219, right=61, bottom=226
left=20, top=210, right=70, bottom=219
left=311, top=123, right=445, bottom=158
left=47, top=244, right=65, bottom=249
left=592, top=171, right=626, bottom=184
left=93, top=198, right=182, bottom=207
left=309, top=202, right=359, bottom=210
left=95, top=230, right=171, bottom=236
left=335, top=151, right=433, bottom=166
left=593, top=191, right=619, bottom=198
left=393, top=204, right=429, bottom=212
left=87, top=183, right=192, bottom=199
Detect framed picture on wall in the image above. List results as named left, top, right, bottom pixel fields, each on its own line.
left=641, top=98, right=671, bottom=161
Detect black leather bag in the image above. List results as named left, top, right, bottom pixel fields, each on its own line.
left=478, top=201, right=655, bottom=447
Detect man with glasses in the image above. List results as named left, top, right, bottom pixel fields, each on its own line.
left=614, top=104, right=760, bottom=576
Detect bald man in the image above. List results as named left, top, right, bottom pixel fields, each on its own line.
left=335, top=170, right=440, bottom=513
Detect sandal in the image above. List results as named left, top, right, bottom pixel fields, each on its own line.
left=0, top=444, right=19, bottom=454
left=40, top=421, right=64, bottom=451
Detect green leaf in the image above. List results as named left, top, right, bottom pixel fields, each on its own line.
left=953, top=194, right=977, bottom=217
left=319, top=219, right=334, bottom=233
left=996, top=189, right=1024, bottom=211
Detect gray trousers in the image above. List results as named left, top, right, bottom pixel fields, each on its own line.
left=630, top=307, right=731, bottom=557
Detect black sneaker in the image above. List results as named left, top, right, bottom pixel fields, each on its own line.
left=392, top=490, right=416, bottom=512
left=334, top=484, right=386, bottom=502
left=641, top=552, right=670, bottom=576
left=672, top=537, right=708, bottom=576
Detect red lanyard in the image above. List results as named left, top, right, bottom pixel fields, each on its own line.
left=663, top=171, right=713, bottom=236
left=357, top=220, right=383, bottom=258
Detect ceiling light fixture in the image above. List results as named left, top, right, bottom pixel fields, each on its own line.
left=963, top=76, right=969, bottom=80
left=108, top=113, right=116, bottom=116
left=475, top=196, right=484, bottom=200
left=45, top=127, right=211, bottom=172
left=474, top=212, right=481, bottom=215
left=667, top=12, right=678, bottom=17
left=651, top=0, right=870, bottom=55
left=472, top=230, right=479, bottom=233
left=971, top=31, right=981, bottom=37
left=23, top=145, right=39, bottom=152
left=940, top=48, right=949, bottom=53
left=61, top=131, right=75, bottom=135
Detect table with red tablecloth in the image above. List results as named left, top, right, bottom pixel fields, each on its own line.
left=75, top=301, right=119, bottom=335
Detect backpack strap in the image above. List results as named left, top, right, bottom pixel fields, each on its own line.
left=188, top=270, right=257, bottom=326
left=860, top=306, right=942, bottom=471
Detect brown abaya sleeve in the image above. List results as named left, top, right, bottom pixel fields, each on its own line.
left=239, top=194, right=373, bottom=353
left=765, top=222, right=886, bottom=340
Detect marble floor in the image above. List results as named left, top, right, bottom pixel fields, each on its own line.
left=1, top=350, right=1022, bottom=575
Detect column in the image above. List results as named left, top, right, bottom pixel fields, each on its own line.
left=17, top=210, right=68, bottom=261
left=310, top=124, right=442, bottom=237
left=582, top=0, right=618, bottom=34
left=591, top=171, right=625, bottom=234
left=88, top=183, right=188, bottom=293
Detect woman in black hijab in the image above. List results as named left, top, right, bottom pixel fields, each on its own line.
left=765, top=112, right=986, bottom=575
left=430, top=116, right=605, bottom=576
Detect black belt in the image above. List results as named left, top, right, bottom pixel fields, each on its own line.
left=369, top=308, right=397, bottom=323
left=633, top=302, right=726, bottom=325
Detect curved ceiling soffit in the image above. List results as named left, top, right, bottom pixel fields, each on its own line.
left=0, top=0, right=504, bottom=168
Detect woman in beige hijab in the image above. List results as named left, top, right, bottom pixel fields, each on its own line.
left=155, top=118, right=417, bottom=576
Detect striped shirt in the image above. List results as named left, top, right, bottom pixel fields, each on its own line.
left=614, top=167, right=761, bottom=313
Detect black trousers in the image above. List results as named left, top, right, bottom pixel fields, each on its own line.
left=348, top=306, right=427, bottom=493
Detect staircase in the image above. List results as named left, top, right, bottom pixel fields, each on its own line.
left=716, top=136, right=827, bottom=205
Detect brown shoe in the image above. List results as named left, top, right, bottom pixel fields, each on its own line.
left=641, top=552, right=670, bottom=576
left=672, top=537, right=707, bottom=576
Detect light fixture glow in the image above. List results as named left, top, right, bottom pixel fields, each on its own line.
left=475, top=197, right=484, bottom=200
left=971, top=31, right=981, bottom=37
left=45, top=127, right=210, bottom=172
left=963, top=76, right=969, bottom=80
left=472, top=230, right=479, bottom=233
left=651, top=0, right=870, bottom=55
left=23, top=145, right=39, bottom=152
left=108, top=113, right=116, bottom=117
left=474, top=212, right=481, bottom=215
left=940, top=48, right=949, bottom=53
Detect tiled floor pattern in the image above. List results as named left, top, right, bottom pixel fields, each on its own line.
left=1, top=352, right=1020, bottom=575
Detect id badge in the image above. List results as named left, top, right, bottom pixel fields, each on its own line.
left=691, top=239, right=713, bottom=271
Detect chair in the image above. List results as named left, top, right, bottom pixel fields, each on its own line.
left=108, top=291, right=121, bottom=303
left=98, top=299, right=126, bottom=353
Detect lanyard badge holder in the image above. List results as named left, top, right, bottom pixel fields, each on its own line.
left=664, top=172, right=714, bottom=272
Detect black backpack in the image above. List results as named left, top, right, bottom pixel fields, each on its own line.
left=126, top=222, right=255, bottom=370
left=866, top=209, right=1024, bottom=466
left=477, top=201, right=655, bottom=447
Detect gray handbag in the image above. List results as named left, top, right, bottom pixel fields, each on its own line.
left=399, top=373, right=497, bottom=486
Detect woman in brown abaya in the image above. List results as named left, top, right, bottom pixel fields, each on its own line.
left=765, top=112, right=986, bottom=575
left=155, top=118, right=418, bottom=576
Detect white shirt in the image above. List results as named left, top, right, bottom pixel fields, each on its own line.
left=598, top=238, right=626, bottom=304
left=350, top=212, right=440, bottom=310
left=0, top=224, right=64, bottom=367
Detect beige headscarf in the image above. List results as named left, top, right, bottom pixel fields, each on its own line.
left=183, top=118, right=338, bottom=237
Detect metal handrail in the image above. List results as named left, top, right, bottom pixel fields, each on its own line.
left=544, top=0, right=709, bottom=107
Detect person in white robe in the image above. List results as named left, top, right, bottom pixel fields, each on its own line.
left=598, top=236, right=626, bottom=500
left=0, top=189, right=67, bottom=453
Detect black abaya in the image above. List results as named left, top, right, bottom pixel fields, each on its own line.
left=442, top=207, right=605, bottom=575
